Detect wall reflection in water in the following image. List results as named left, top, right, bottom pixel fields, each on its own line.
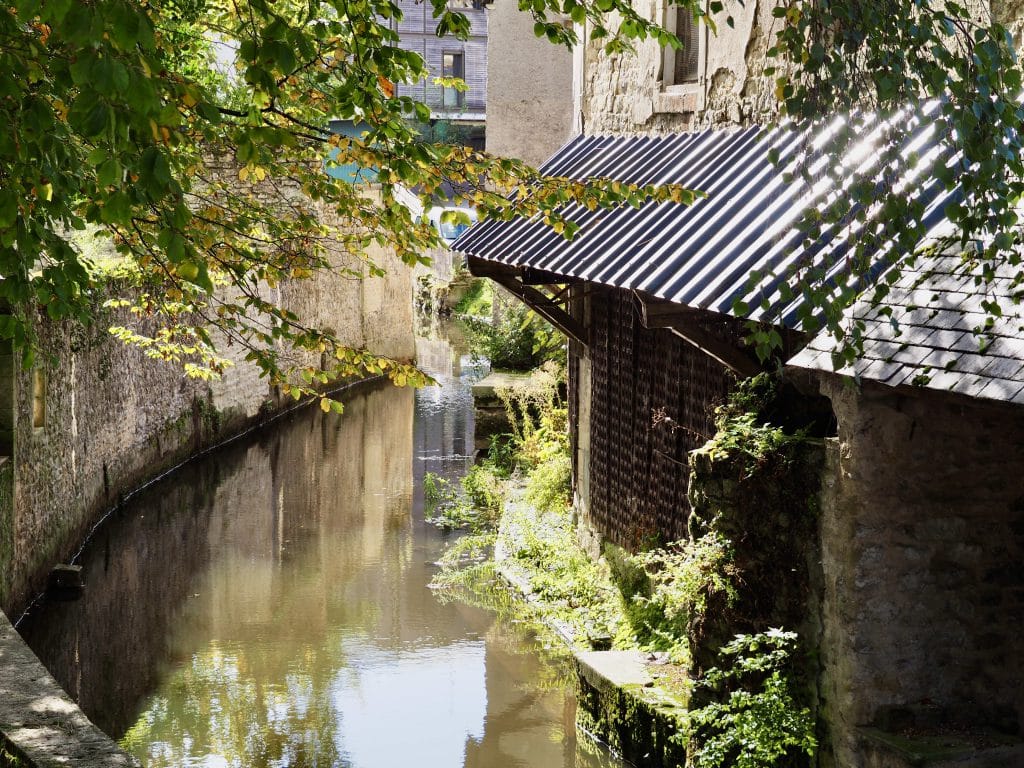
left=19, top=346, right=623, bottom=768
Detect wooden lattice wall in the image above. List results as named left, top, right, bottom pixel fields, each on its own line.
left=579, top=286, right=739, bottom=549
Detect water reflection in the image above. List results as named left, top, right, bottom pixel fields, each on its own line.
left=17, top=328, right=624, bottom=768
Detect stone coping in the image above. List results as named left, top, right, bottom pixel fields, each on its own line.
left=0, top=610, right=139, bottom=767
left=470, top=371, right=537, bottom=399
left=492, top=491, right=688, bottom=766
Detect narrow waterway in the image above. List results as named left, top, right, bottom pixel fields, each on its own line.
left=17, top=328, right=625, bottom=768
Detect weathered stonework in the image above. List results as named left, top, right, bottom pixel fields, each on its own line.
left=581, top=0, right=780, bottom=135
left=1, top=214, right=414, bottom=616
left=581, top=1, right=1024, bottom=136
left=816, top=379, right=1024, bottom=767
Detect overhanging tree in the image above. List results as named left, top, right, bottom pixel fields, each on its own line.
left=0, top=0, right=697, bottom=406
left=3, top=0, right=1020, bottom=396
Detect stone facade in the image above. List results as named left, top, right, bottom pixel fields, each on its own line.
left=0, top=205, right=414, bottom=616
left=579, top=0, right=780, bottom=134
left=815, top=379, right=1024, bottom=767
left=580, top=1, right=1024, bottom=135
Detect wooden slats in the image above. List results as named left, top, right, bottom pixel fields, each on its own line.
left=585, top=287, right=738, bottom=549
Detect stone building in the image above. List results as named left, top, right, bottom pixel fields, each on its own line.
left=789, top=253, right=1024, bottom=766
left=458, top=2, right=1024, bottom=764
left=577, top=0, right=1024, bottom=134
left=577, top=0, right=780, bottom=134
left=484, top=1, right=575, bottom=167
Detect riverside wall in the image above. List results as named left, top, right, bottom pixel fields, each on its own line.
left=815, top=379, right=1024, bottom=767
left=0, top=236, right=414, bottom=617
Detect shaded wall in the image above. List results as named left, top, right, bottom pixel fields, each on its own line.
left=816, top=377, right=1024, bottom=766
left=575, top=286, right=736, bottom=549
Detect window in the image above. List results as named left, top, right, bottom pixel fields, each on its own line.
left=662, top=4, right=705, bottom=90
left=442, top=51, right=465, bottom=108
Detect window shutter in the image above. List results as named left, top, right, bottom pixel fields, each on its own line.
left=673, top=8, right=700, bottom=84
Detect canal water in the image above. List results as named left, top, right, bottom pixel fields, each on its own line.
left=16, top=329, right=624, bottom=768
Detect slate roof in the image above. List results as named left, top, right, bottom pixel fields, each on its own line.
left=788, top=254, right=1024, bottom=404
left=454, top=103, right=955, bottom=327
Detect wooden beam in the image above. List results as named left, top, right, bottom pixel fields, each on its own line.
left=521, top=266, right=568, bottom=285
left=466, top=257, right=588, bottom=346
left=635, top=293, right=762, bottom=377
left=490, top=273, right=589, bottom=347
left=466, top=256, right=519, bottom=279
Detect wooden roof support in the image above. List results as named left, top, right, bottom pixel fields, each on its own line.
left=635, top=292, right=762, bottom=378
left=467, top=256, right=589, bottom=347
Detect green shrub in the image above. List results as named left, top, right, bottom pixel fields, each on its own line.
left=463, top=302, right=564, bottom=371
left=500, top=497, right=629, bottom=647
left=685, top=630, right=817, bottom=768
left=423, top=468, right=504, bottom=532
left=423, top=471, right=454, bottom=507
left=524, top=452, right=571, bottom=514
left=460, top=463, right=505, bottom=520
left=606, top=533, right=739, bottom=665
left=453, top=277, right=492, bottom=317
left=495, top=360, right=568, bottom=468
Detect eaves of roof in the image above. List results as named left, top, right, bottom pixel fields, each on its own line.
left=454, top=102, right=957, bottom=330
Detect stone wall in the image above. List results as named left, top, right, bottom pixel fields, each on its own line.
left=580, top=1, right=1024, bottom=136
left=580, top=0, right=780, bottom=135
left=816, top=378, right=1024, bottom=767
left=1, top=226, right=414, bottom=616
left=486, top=1, right=575, bottom=167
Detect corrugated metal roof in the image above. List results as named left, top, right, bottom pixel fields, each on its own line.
left=454, top=103, right=957, bottom=328
left=788, top=252, right=1024, bottom=404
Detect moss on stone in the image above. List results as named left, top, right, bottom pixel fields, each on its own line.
left=575, top=672, right=688, bottom=767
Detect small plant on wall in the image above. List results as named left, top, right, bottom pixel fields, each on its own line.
left=685, top=630, right=817, bottom=768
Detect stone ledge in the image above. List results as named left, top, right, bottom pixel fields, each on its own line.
left=0, top=610, right=139, bottom=767
left=492, top=490, right=688, bottom=767
left=577, top=650, right=652, bottom=690
left=470, top=371, right=537, bottom=400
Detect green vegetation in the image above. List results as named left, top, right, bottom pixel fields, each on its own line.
left=698, top=374, right=811, bottom=480
left=0, top=744, right=24, bottom=768
left=0, top=0, right=1017, bottom=395
left=463, top=304, right=565, bottom=372
left=0, top=0, right=699, bottom=399
left=753, top=1, right=1024, bottom=364
left=452, top=277, right=492, bottom=318
left=430, top=359, right=625, bottom=645
left=621, top=533, right=739, bottom=665
left=423, top=465, right=504, bottom=532
left=498, top=494, right=627, bottom=648
left=685, top=631, right=817, bottom=768
left=432, top=367, right=820, bottom=767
